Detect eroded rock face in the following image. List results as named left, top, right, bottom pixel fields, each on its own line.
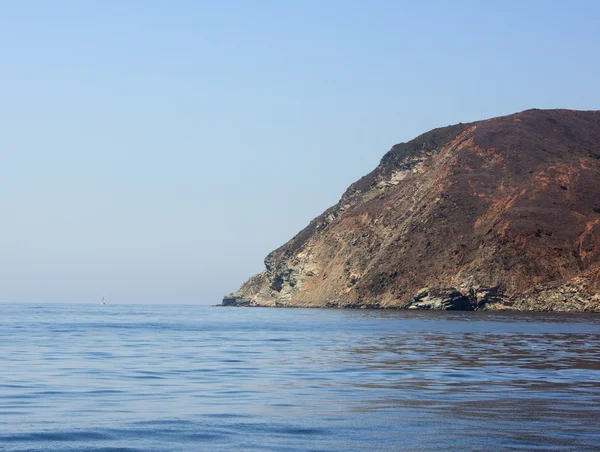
left=223, top=109, right=600, bottom=311
left=404, top=288, right=472, bottom=310
left=221, top=296, right=252, bottom=307
left=506, top=267, right=600, bottom=312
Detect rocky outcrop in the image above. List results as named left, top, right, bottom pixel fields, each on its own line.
left=223, top=109, right=600, bottom=311
left=505, top=266, right=600, bottom=312
left=221, top=295, right=252, bottom=307
left=404, top=288, right=472, bottom=310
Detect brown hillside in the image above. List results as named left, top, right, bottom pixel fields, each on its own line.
left=224, top=109, right=600, bottom=311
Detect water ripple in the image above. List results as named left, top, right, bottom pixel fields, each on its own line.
left=0, top=304, right=599, bottom=451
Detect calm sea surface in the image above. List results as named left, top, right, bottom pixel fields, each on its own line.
left=1, top=304, right=599, bottom=451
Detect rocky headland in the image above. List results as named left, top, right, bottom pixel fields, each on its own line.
left=223, top=109, right=600, bottom=311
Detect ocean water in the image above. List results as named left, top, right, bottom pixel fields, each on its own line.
left=1, top=304, right=599, bottom=451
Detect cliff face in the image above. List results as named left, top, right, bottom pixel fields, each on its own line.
left=224, top=109, right=600, bottom=311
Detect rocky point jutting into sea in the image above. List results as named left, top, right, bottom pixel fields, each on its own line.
left=223, top=109, right=600, bottom=311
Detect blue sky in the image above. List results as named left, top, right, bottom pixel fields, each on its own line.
left=1, top=1, right=599, bottom=304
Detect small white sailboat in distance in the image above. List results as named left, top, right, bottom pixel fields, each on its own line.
left=101, top=296, right=106, bottom=305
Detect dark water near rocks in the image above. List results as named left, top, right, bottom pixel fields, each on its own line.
left=1, top=304, right=600, bottom=451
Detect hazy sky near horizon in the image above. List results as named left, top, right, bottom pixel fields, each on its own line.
left=1, top=1, right=599, bottom=304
